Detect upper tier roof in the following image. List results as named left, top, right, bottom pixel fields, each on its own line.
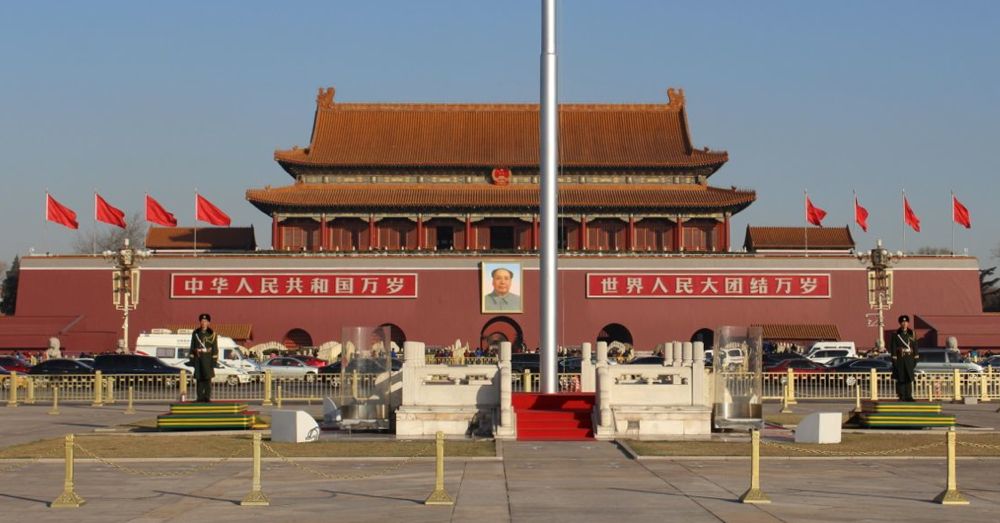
left=245, top=183, right=755, bottom=213
left=274, top=87, right=728, bottom=171
left=744, top=226, right=855, bottom=251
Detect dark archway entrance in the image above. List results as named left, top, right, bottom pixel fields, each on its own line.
left=376, top=323, right=407, bottom=349
left=480, top=316, right=524, bottom=352
left=691, top=328, right=715, bottom=350
left=597, top=323, right=633, bottom=347
left=283, top=328, right=313, bottom=349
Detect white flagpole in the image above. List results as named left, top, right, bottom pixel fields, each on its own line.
left=193, top=191, right=198, bottom=258
left=93, top=192, right=98, bottom=255
left=951, top=191, right=956, bottom=256
left=901, top=189, right=906, bottom=253
left=803, top=190, right=809, bottom=257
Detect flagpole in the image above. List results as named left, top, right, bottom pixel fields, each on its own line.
left=803, top=190, right=809, bottom=258
left=92, top=192, right=98, bottom=255
left=951, top=191, right=956, bottom=256
left=901, top=189, right=906, bottom=253
left=193, top=191, right=198, bottom=258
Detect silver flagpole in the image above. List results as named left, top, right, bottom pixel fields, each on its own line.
left=951, top=191, right=955, bottom=256
left=901, top=189, right=906, bottom=253
left=539, top=0, right=559, bottom=393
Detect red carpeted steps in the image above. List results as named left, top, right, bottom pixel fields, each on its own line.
left=513, top=392, right=595, bottom=440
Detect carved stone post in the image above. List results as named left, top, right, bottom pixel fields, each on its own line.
left=496, top=341, right=514, bottom=438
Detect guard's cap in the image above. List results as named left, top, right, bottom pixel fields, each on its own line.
left=199, top=313, right=211, bottom=322
left=898, top=314, right=910, bottom=323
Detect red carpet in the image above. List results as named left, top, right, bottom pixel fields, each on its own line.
left=513, top=392, right=595, bottom=440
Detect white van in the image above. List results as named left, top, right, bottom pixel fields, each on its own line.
left=806, top=341, right=857, bottom=364
left=135, top=329, right=261, bottom=375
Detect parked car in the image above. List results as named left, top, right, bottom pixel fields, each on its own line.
left=135, top=330, right=260, bottom=375
left=915, top=348, right=983, bottom=373
left=93, top=354, right=181, bottom=376
left=830, top=358, right=892, bottom=372
left=824, top=356, right=856, bottom=368
left=765, top=359, right=828, bottom=373
left=318, top=358, right=402, bottom=374
left=287, top=355, right=328, bottom=368
left=510, top=353, right=540, bottom=373
left=806, top=341, right=857, bottom=359
left=29, top=358, right=95, bottom=375
left=262, top=357, right=320, bottom=380
left=981, top=355, right=1000, bottom=369
left=628, top=356, right=666, bottom=365
left=177, top=360, right=252, bottom=385
left=807, top=348, right=856, bottom=366
left=0, top=356, right=31, bottom=373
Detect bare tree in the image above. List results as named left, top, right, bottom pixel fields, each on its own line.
left=72, top=211, right=147, bottom=253
left=915, top=246, right=951, bottom=255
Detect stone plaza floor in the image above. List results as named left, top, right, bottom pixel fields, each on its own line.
left=2, top=401, right=1000, bottom=522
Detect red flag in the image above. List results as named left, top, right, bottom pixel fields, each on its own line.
left=95, top=193, right=126, bottom=228
left=195, top=194, right=231, bottom=226
left=903, top=195, right=921, bottom=232
left=45, top=194, right=79, bottom=230
left=805, top=196, right=827, bottom=226
left=854, top=196, right=869, bottom=232
left=145, top=194, right=177, bottom=227
left=952, top=194, right=971, bottom=229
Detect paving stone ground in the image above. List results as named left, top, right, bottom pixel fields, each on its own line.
left=2, top=401, right=1000, bottom=522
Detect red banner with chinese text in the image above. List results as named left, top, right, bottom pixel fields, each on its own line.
left=586, top=273, right=830, bottom=298
left=171, top=273, right=418, bottom=298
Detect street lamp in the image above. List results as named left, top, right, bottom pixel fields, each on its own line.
left=856, top=240, right=902, bottom=351
left=102, top=239, right=151, bottom=353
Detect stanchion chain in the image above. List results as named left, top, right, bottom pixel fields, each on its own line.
left=260, top=441, right=431, bottom=481
left=73, top=442, right=244, bottom=478
left=0, top=447, right=62, bottom=473
left=956, top=441, right=1000, bottom=452
left=760, top=439, right=945, bottom=456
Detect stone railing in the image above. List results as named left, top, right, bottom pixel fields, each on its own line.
left=593, top=340, right=711, bottom=440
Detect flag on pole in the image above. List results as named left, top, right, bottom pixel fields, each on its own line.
left=952, top=194, right=971, bottom=229
left=195, top=193, right=231, bottom=226
left=854, top=195, right=869, bottom=232
left=95, top=193, right=127, bottom=228
left=903, top=195, right=921, bottom=232
left=145, top=194, right=177, bottom=227
left=45, top=193, right=79, bottom=230
left=805, top=195, right=827, bottom=226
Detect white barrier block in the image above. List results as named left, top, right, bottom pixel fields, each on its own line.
left=271, top=410, right=320, bottom=443
left=795, top=412, right=842, bottom=444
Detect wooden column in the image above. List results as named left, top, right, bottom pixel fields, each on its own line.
left=532, top=214, right=539, bottom=250
left=369, top=214, right=377, bottom=250
left=417, top=214, right=424, bottom=250
left=627, top=215, right=635, bottom=251
left=723, top=213, right=731, bottom=252
left=579, top=215, right=588, bottom=251
left=271, top=214, right=279, bottom=250
left=465, top=215, right=472, bottom=250
left=319, top=213, right=328, bottom=251
left=675, top=216, right=684, bottom=252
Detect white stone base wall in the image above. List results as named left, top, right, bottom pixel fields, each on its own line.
left=593, top=405, right=712, bottom=440
left=395, top=406, right=495, bottom=438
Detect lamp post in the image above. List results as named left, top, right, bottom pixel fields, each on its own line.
left=856, top=240, right=902, bottom=351
left=102, top=239, right=150, bottom=353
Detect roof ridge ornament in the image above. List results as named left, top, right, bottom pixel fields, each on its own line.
left=317, top=87, right=335, bottom=110
left=666, top=87, right=685, bottom=109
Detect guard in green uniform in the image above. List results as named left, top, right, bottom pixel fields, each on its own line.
left=889, top=314, right=919, bottom=402
left=189, top=313, right=218, bottom=402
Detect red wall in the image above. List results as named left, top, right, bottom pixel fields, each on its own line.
left=14, top=255, right=983, bottom=352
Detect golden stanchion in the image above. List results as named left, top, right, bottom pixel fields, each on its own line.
left=240, top=433, right=270, bottom=506
left=179, top=370, right=189, bottom=402
left=49, top=387, right=61, bottom=415
left=276, top=385, right=283, bottom=409
left=424, top=431, right=454, bottom=505
left=952, top=369, right=962, bottom=403
left=105, top=377, right=115, bottom=404
left=869, top=368, right=879, bottom=401
left=7, top=371, right=18, bottom=408
left=124, top=386, right=136, bottom=415
left=934, top=429, right=969, bottom=505
left=50, top=434, right=85, bottom=508
left=524, top=369, right=532, bottom=393
left=779, top=381, right=792, bottom=414
left=785, top=368, right=797, bottom=405
left=351, top=370, right=359, bottom=398
left=262, top=371, right=273, bottom=406
left=853, top=383, right=862, bottom=413
left=91, top=371, right=103, bottom=407
left=26, top=376, right=35, bottom=404
left=739, top=428, right=770, bottom=504
left=979, top=373, right=989, bottom=403
left=929, top=379, right=935, bottom=403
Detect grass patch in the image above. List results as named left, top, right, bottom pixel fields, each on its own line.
left=0, top=435, right=495, bottom=459
left=626, top=433, right=1000, bottom=457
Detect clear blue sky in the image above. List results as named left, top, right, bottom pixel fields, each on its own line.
left=2, top=1, right=998, bottom=266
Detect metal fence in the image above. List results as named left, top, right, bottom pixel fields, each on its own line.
left=754, top=370, right=994, bottom=402
left=511, top=371, right=581, bottom=393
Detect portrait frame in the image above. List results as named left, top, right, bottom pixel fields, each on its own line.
left=480, top=261, right=523, bottom=314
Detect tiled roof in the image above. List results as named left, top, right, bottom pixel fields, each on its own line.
left=167, top=324, right=254, bottom=341
left=916, top=315, right=1000, bottom=347
left=753, top=324, right=841, bottom=341
left=744, top=226, right=854, bottom=251
left=146, top=227, right=257, bottom=251
left=245, top=183, right=756, bottom=212
left=274, top=87, right=727, bottom=170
